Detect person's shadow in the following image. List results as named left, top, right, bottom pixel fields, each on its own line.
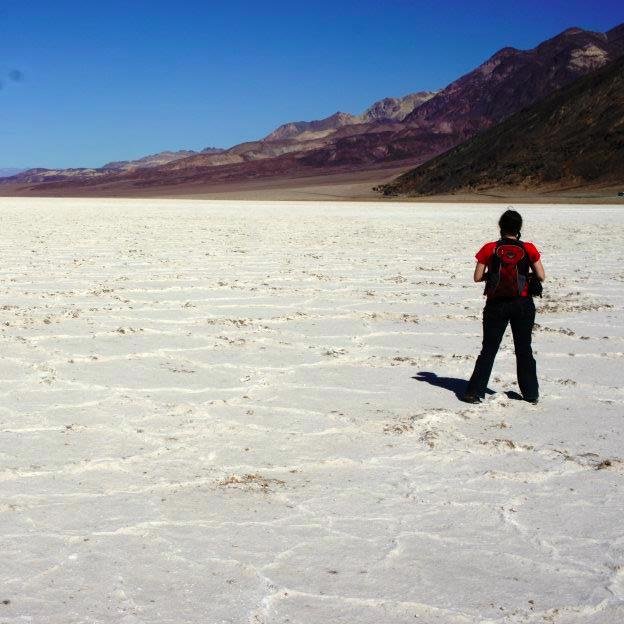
left=412, top=371, right=494, bottom=400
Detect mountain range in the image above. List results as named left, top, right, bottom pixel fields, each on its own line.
left=2, top=23, right=622, bottom=197
left=379, top=53, right=624, bottom=196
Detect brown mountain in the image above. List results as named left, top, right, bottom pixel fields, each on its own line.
left=2, top=24, right=622, bottom=196
left=262, top=92, right=437, bottom=143
left=263, top=112, right=360, bottom=142
left=378, top=54, right=624, bottom=196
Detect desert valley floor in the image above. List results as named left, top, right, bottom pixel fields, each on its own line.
left=0, top=198, right=623, bottom=624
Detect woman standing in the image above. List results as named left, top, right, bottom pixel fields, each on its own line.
left=463, top=209, right=545, bottom=404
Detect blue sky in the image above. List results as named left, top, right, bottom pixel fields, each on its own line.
left=2, top=0, right=623, bottom=169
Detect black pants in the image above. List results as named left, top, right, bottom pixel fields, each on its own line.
left=467, top=297, right=538, bottom=399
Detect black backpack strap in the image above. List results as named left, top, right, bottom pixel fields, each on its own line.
left=517, top=240, right=536, bottom=273
left=484, top=241, right=503, bottom=295
left=516, top=240, right=530, bottom=275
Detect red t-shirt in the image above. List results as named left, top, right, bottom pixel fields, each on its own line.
left=476, top=241, right=541, bottom=297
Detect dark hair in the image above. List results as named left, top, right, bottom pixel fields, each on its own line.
left=499, top=209, right=522, bottom=238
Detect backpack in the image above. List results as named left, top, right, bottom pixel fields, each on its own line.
left=485, top=239, right=531, bottom=298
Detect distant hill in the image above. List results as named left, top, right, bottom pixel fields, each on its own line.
left=378, top=54, right=624, bottom=196
left=6, top=148, right=224, bottom=184
left=101, top=148, right=223, bottom=172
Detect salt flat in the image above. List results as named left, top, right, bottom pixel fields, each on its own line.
left=0, top=198, right=623, bottom=624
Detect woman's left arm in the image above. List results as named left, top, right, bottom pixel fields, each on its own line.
left=533, top=259, right=545, bottom=281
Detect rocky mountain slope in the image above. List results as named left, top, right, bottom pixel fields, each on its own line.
left=379, top=54, right=624, bottom=196
left=361, top=92, right=436, bottom=122
left=404, top=25, right=624, bottom=129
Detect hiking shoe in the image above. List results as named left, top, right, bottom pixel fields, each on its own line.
left=525, top=397, right=539, bottom=405
left=462, top=393, right=482, bottom=404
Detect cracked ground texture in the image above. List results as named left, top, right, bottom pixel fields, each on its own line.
left=0, top=198, right=623, bottom=623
